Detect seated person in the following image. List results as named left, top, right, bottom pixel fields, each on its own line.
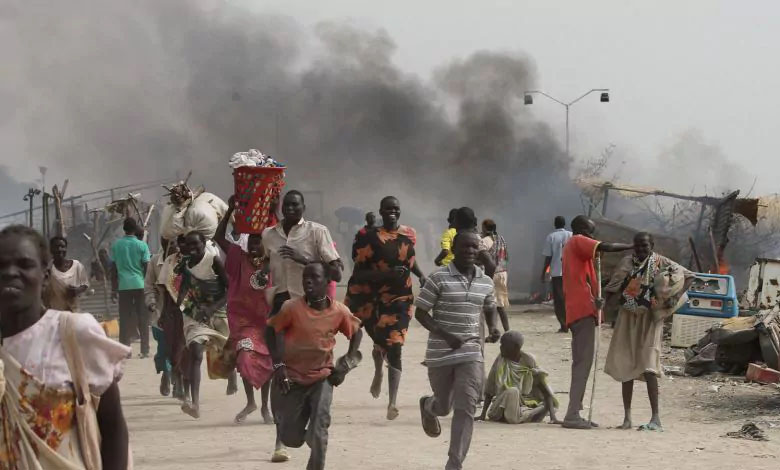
left=478, top=331, right=561, bottom=424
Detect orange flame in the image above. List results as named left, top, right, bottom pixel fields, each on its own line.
left=717, top=257, right=730, bottom=275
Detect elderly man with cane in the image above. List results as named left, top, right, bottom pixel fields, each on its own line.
left=561, top=216, right=632, bottom=430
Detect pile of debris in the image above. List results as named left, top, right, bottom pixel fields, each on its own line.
left=685, top=311, right=780, bottom=382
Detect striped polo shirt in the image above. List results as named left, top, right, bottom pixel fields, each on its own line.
left=415, top=263, right=496, bottom=368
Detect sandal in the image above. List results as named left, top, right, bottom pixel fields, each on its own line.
left=419, top=396, right=441, bottom=437
left=637, top=423, right=664, bottom=432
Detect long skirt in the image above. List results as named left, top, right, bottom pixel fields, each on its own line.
left=227, top=308, right=273, bottom=389
left=604, top=307, right=664, bottom=382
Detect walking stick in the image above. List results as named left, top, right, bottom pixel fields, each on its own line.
left=587, top=254, right=603, bottom=424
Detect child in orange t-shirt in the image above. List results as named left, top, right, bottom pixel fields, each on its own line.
left=561, top=216, right=632, bottom=430
left=267, top=261, right=362, bottom=469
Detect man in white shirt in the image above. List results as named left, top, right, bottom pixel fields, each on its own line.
left=262, top=191, right=342, bottom=315
left=541, top=216, right=572, bottom=332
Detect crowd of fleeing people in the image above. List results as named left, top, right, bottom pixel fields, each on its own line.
left=0, top=183, right=694, bottom=470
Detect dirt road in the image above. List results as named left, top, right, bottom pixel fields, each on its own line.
left=122, top=306, right=780, bottom=469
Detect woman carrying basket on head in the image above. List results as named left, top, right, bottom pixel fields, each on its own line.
left=216, top=196, right=275, bottom=425
left=0, top=225, right=132, bottom=469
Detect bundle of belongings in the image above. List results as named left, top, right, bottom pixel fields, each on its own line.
left=160, top=181, right=228, bottom=242
left=228, top=149, right=284, bottom=169
left=684, top=311, right=780, bottom=376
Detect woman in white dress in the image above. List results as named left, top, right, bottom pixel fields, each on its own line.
left=0, top=225, right=132, bottom=469
left=44, top=236, right=89, bottom=312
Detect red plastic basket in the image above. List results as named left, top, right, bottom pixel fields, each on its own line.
left=233, top=166, right=286, bottom=234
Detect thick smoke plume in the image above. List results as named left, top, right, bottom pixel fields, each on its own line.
left=2, top=0, right=579, bottom=286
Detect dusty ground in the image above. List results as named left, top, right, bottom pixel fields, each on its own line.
left=122, top=305, right=780, bottom=470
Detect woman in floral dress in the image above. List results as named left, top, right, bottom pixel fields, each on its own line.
left=0, top=225, right=131, bottom=469
left=345, top=196, right=425, bottom=420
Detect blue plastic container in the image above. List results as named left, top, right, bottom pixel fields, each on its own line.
left=676, top=273, right=738, bottom=319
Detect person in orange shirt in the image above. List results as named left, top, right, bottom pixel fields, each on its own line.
left=267, top=262, right=363, bottom=470
left=561, top=215, right=632, bottom=430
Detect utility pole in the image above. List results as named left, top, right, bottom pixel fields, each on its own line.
left=23, top=188, right=41, bottom=228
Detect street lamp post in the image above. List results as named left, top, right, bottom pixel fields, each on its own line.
left=524, top=88, right=610, bottom=158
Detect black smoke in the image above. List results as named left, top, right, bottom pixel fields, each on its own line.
left=3, top=0, right=580, bottom=288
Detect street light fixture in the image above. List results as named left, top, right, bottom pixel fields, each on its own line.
left=523, top=88, right=610, bottom=158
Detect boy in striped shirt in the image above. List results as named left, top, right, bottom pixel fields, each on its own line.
left=415, top=231, right=501, bottom=470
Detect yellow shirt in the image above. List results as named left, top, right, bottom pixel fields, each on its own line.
left=440, top=228, right=457, bottom=266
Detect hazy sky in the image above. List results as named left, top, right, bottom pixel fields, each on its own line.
left=2, top=0, right=777, bottom=219
left=259, top=0, right=779, bottom=194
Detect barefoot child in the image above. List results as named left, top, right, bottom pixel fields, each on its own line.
left=267, top=262, right=363, bottom=470
left=478, top=331, right=561, bottom=424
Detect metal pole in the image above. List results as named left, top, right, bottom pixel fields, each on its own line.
left=688, top=237, right=703, bottom=272
left=29, top=194, right=34, bottom=228
left=23, top=188, right=41, bottom=228
left=587, top=255, right=603, bottom=425
left=565, top=104, right=570, bottom=159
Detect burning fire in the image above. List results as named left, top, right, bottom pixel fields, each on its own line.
left=717, top=257, right=730, bottom=275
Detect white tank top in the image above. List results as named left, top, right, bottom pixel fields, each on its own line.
left=188, top=249, right=217, bottom=281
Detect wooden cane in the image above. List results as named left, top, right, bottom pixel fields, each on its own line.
left=587, top=254, right=603, bottom=424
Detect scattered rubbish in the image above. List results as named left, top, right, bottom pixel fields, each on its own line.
left=684, top=311, right=780, bottom=377
left=708, top=385, right=722, bottom=392
left=663, top=366, right=685, bottom=376
left=724, top=422, right=769, bottom=442
left=746, top=363, right=780, bottom=384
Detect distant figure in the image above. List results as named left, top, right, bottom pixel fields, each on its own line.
left=604, top=232, right=694, bottom=432
left=90, top=247, right=113, bottom=282
left=434, top=208, right=458, bottom=267
left=111, top=217, right=152, bottom=357
left=478, top=331, right=561, bottom=424
left=541, top=216, right=572, bottom=333
left=481, top=219, right=510, bottom=331
left=145, top=237, right=175, bottom=397
left=156, top=234, right=189, bottom=401
left=561, top=216, right=632, bottom=430
left=453, top=207, right=496, bottom=276
left=44, top=236, right=90, bottom=312
left=364, top=211, right=376, bottom=230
